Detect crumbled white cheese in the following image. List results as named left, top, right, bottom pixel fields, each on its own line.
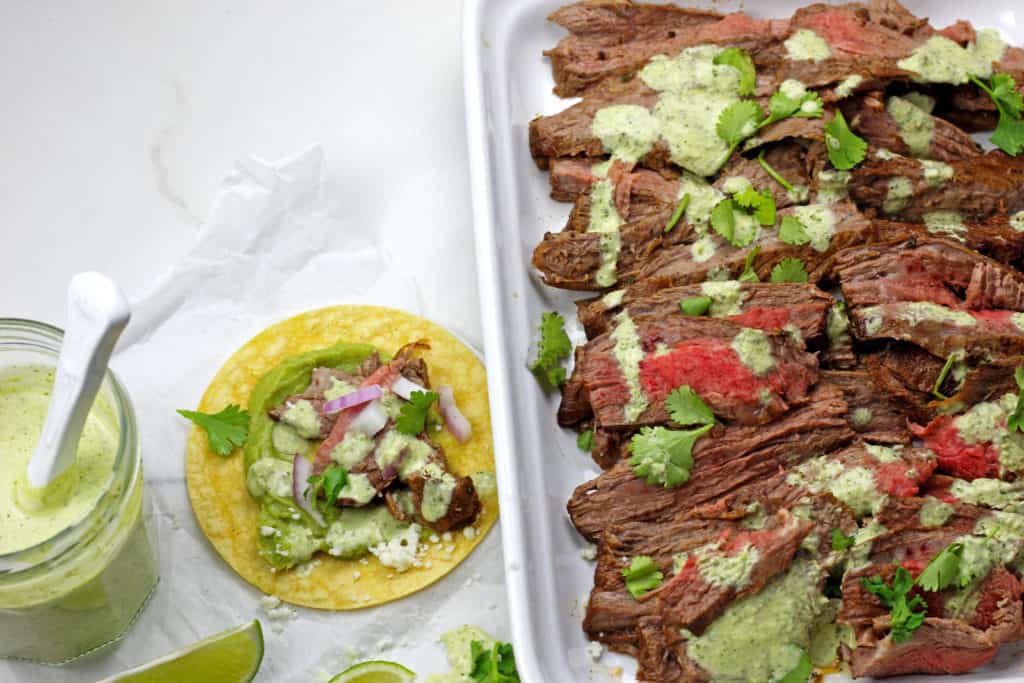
left=352, top=570, right=361, bottom=581
left=463, top=526, right=478, bottom=540
left=580, top=543, right=598, bottom=561
left=259, top=595, right=281, bottom=611
left=442, top=532, right=453, bottom=542
left=259, top=525, right=279, bottom=537
left=587, top=641, right=604, bottom=661
left=430, top=534, right=441, bottom=544
left=377, top=637, right=394, bottom=652
left=368, top=524, right=423, bottom=572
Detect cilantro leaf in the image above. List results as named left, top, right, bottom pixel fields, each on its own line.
left=734, top=187, right=776, bottom=226
left=831, top=527, right=855, bottom=552
left=396, top=390, right=438, bottom=435
left=778, top=216, right=810, bottom=246
left=470, top=640, right=520, bottom=683
left=713, top=47, right=757, bottom=96
left=779, top=651, right=813, bottom=683
left=710, top=199, right=737, bottom=244
left=577, top=429, right=595, bottom=452
left=917, top=542, right=964, bottom=592
left=679, top=295, right=712, bottom=317
left=664, top=193, right=690, bottom=233
left=824, top=111, right=867, bottom=170
left=621, top=556, right=664, bottom=599
left=307, top=463, right=349, bottom=505
left=757, top=150, right=795, bottom=192
left=972, top=73, right=1024, bottom=156
left=530, top=311, right=572, bottom=390
left=717, top=101, right=765, bottom=147
left=177, top=404, right=250, bottom=456
left=770, top=258, right=808, bottom=283
left=765, top=83, right=824, bottom=127
left=861, top=567, right=927, bottom=645
left=1007, top=366, right=1024, bottom=433
left=992, top=113, right=1024, bottom=156
left=665, top=385, right=715, bottom=427
left=738, top=246, right=761, bottom=283
left=931, top=352, right=959, bottom=400
left=991, top=73, right=1024, bottom=117
left=628, top=425, right=713, bottom=488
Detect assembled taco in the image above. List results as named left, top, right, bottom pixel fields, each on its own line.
left=184, top=305, right=497, bottom=609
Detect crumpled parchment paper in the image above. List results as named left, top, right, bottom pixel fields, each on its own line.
left=3, top=145, right=509, bottom=683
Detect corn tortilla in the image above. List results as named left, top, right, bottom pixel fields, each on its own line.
left=184, top=305, right=497, bottom=609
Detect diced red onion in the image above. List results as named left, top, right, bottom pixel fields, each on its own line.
left=292, top=454, right=325, bottom=527
left=391, top=376, right=428, bottom=400
left=438, top=385, right=472, bottom=444
left=322, top=384, right=383, bottom=414
left=348, top=400, right=388, bottom=437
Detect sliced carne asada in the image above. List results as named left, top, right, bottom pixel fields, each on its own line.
left=840, top=562, right=1022, bottom=677
left=269, top=367, right=365, bottom=440
left=821, top=369, right=912, bottom=444
left=848, top=151, right=1024, bottom=223
left=834, top=237, right=1024, bottom=311
left=575, top=281, right=833, bottom=341
left=849, top=300, right=1024, bottom=364
left=910, top=392, right=1024, bottom=481
left=843, top=92, right=983, bottom=162
left=568, top=383, right=854, bottom=541
left=576, top=315, right=818, bottom=428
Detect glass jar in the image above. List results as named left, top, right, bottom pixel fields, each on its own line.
left=0, top=319, right=158, bottom=664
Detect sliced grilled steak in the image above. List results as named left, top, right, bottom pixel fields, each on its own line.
left=269, top=367, right=365, bottom=440
left=843, top=92, right=983, bottom=162
left=861, top=342, right=946, bottom=422
left=626, top=200, right=882, bottom=292
left=910, top=392, right=1024, bottom=481
left=405, top=467, right=481, bottom=533
left=575, top=281, right=833, bottom=340
left=821, top=369, right=912, bottom=444
left=834, top=237, right=1024, bottom=311
left=577, top=316, right=817, bottom=428
left=841, top=563, right=1022, bottom=677
left=848, top=151, right=1024, bottom=222
left=568, top=383, right=854, bottom=541
left=850, top=300, right=1024, bottom=364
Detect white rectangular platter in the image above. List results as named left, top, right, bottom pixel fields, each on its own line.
left=462, top=1, right=1024, bottom=681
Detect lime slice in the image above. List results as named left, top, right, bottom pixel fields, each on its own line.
left=99, top=620, right=263, bottom=683
left=329, top=660, right=416, bottom=683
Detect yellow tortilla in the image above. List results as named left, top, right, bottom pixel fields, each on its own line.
left=184, top=305, right=497, bottom=609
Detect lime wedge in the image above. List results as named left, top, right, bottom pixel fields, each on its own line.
left=99, top=620, right=263, bottom=683
left=329, top=660, right=416, bottom=683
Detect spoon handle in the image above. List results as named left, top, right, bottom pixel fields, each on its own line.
left=26, top=273, right=131, bottom=489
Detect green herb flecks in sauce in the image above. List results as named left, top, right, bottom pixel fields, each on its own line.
left=887, top=95, right=934, bottom=158
left=898, top=29, right=1007, bottom=84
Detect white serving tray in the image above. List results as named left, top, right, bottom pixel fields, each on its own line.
left=462, top=1, right=1024, bottom=681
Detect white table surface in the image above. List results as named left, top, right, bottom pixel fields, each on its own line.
left=1, top=2, right=511, bottom=681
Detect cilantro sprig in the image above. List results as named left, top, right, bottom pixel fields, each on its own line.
left=470, top=640, right=520, bottom=683
left=530, top=311, right=572, bottom=390
left=831, top=528, right=855, bottom=552
left=715, top=68, right=824, bottom=154
left=970, top=73, right=1024, bottom=156
left=307, top=463, right=348, bottom=506
left=917, top=542, right=965, bottom=592
left=824, top=111, right=867, bottom=170
left=628, top=424, right=712, bottom=488
left=757, top=150, right=795, bottom=192
left=1007, top=366, right=1024, bottom=433
left=577, top=429, right=595, bottom=452
left=710, top=186, right=776, bottom=248
left=177, top=404, right=250, bottom=456
left=714, top=47, right=757, bottom=96
left=770, top=258, right=809, bottom=283
left=738, top=246, right=761, bottom=283
left=861, top=567, right=927, bottom=644
left=621, top=556, right=664, bottom=598
left=778, top=216, right=810, bottom=246
left=666, top=385, right=715, bottom=427
left=396, top=390, right=439, bottom=435
left=664, top=194, right=691, bottom=233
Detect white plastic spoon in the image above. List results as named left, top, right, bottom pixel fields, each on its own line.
left=26, top=272, right=131, bottom=489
